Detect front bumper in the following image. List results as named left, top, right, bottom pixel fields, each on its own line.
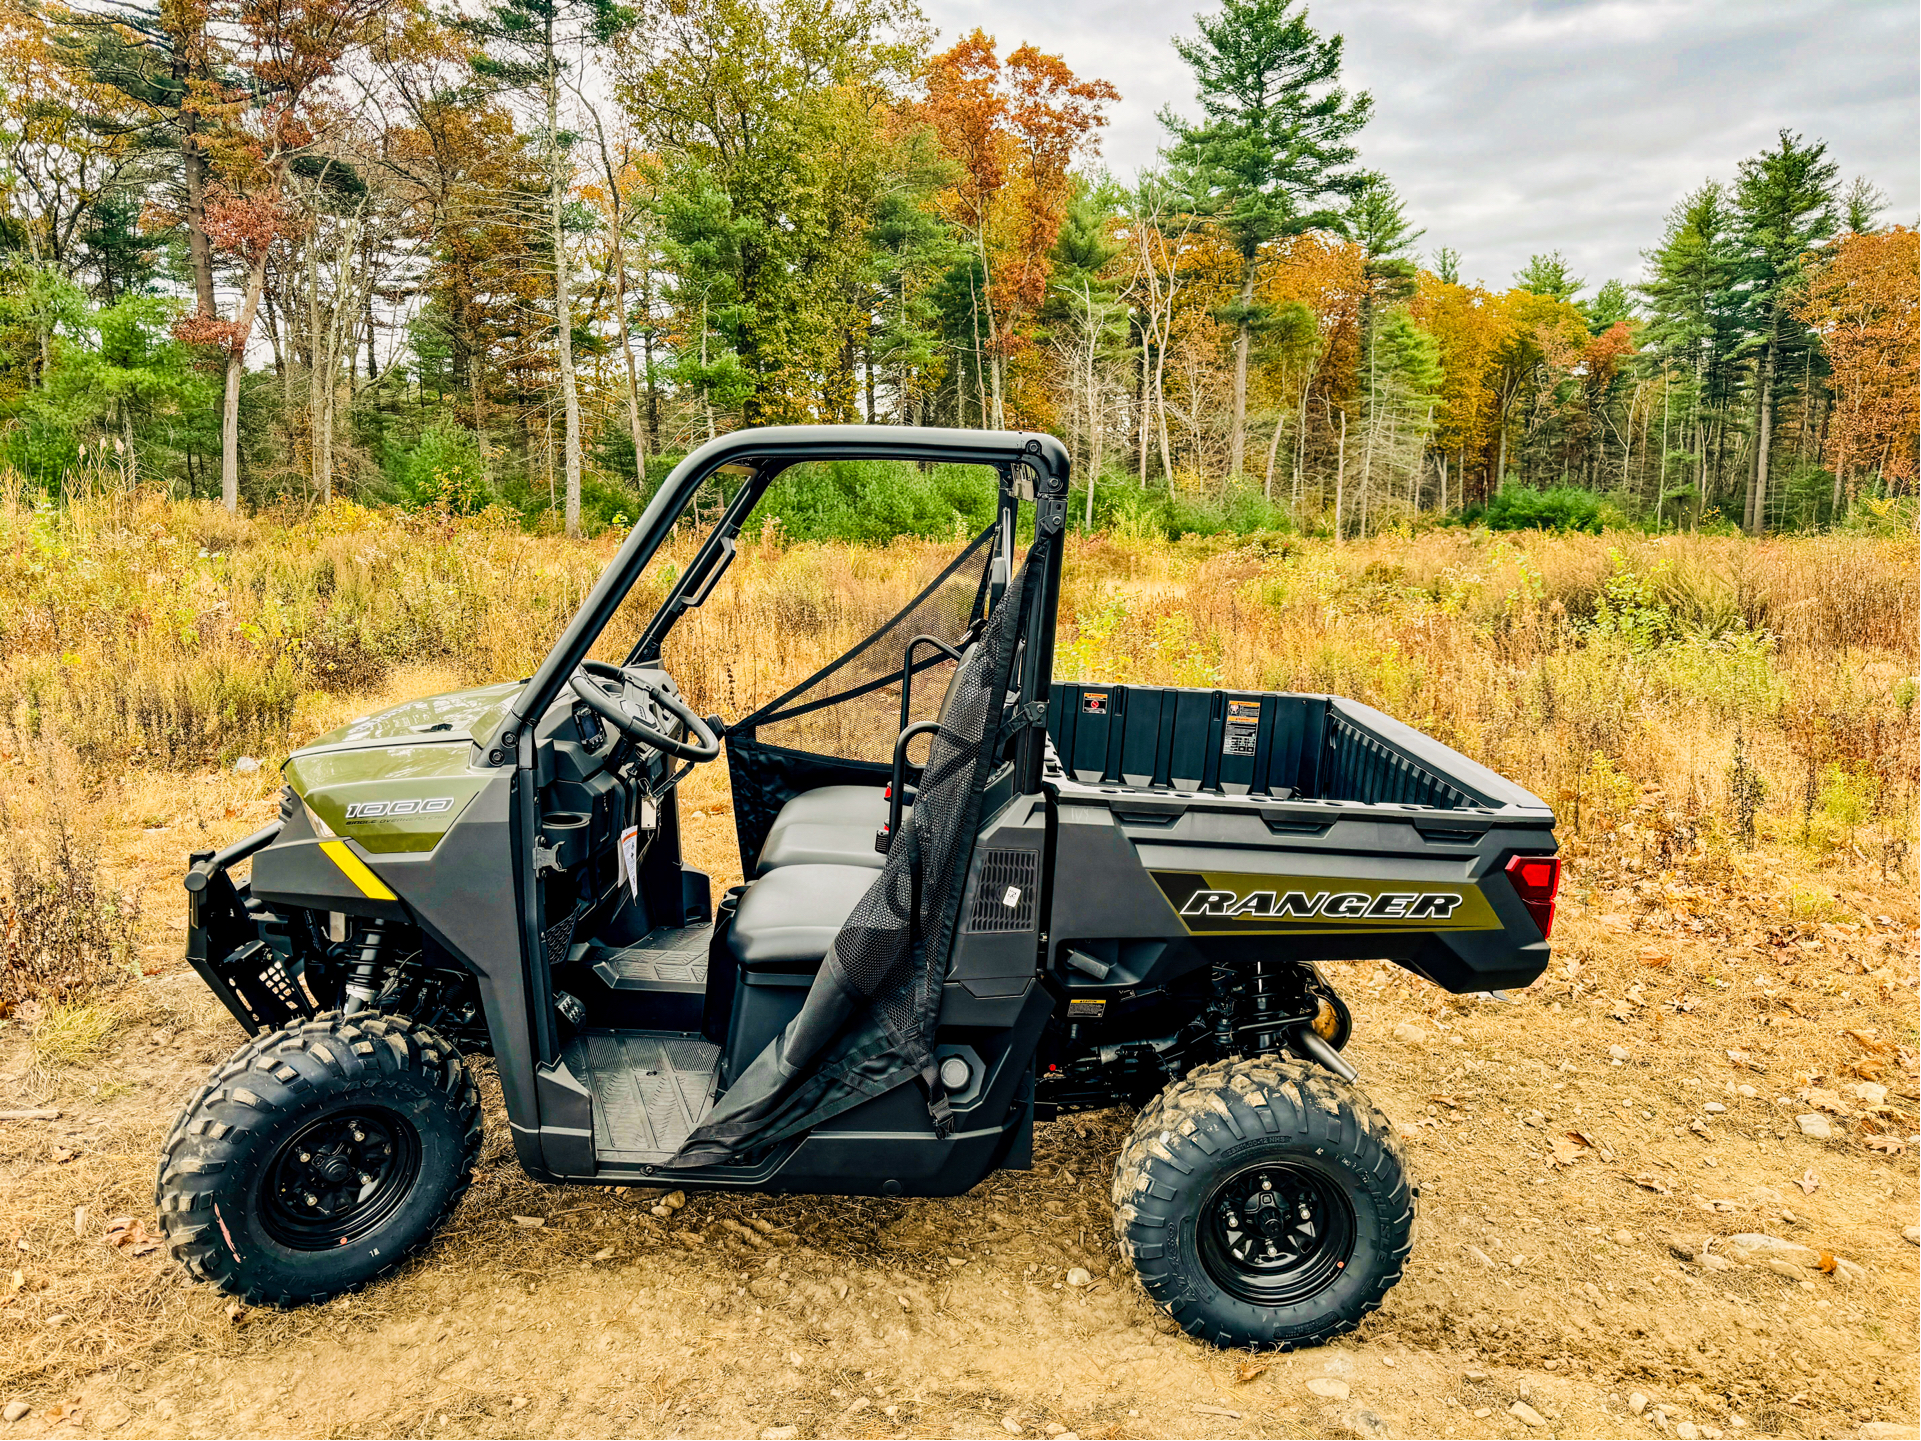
left=183, top=820, right=316, bottom=1035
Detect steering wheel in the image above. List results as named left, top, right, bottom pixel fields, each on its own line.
left=569, top=661, right=721, bottom=762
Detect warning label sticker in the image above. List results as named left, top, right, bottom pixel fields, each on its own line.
left=1081, top=692, right=1109, bottom=715
left=1223, top=698, right=1260, bottom=756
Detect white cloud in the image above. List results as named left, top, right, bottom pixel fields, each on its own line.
left=920, top=0, right=1918, bottom=293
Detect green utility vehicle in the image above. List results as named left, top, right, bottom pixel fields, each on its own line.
left=162, top=426, right=1561, bottom=1349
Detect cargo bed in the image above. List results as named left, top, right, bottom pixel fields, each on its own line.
left=1041, top=683, right=1557, bottom=994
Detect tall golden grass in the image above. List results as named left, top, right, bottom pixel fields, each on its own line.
left=2, top=480, right=1914, bottom=873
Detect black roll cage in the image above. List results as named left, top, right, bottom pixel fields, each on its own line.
left=490, top=425, right=1072, bottom=790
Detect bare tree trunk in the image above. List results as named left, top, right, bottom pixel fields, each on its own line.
left=1745, top=334, right=1774, bottom=536
left=221, top=252, right=270, bottom=513
left=1262, top=405, right=1285, bottom=500
left=613, top=223, right=647, bottom=484
left=1228, top=259, right=1255, bottom=477
left=641, top=264, right=659, bottom=452
left=579, top=100, right=647, bottom=489
left=307, top=226, right=325, bottom=500
left=1137, top=330, right=1150, bottom=488
left=546, top=32, right=582, bottom=536
left=1333, top=407, right=1346, bottom=545
left=183, top=138, right=217, bottom=319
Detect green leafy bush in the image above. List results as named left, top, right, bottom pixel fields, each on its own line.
left=397, top=426, right=491, bottom=513
left=743, top=460, right=998, bottom=542
left=1474, top=485, right=1607, bottom=533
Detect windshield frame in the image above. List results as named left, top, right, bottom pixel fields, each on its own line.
left=487, top=426, right=1070, bottom=767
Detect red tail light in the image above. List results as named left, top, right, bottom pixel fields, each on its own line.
left=1505, top=855, right=1561, bottom=939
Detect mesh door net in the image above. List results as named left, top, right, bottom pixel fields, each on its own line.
left=725, top=520, right=999, bottom=871
left=672, top=535, right=1050, bottom=1167
left=736, top=519, right=997, bottom=761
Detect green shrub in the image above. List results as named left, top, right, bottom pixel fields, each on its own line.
left=397, top=426, right=491, bottom=513
left=1474, top=485, right=1607, bottom=533
left=742, top=460, right=998, bottom=542
left=1087, top=478, right=1295, bottom=540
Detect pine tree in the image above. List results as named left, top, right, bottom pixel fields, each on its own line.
left=1732, top=130, right=1837, bottom=534
left=1162, top=0, right=1370, bottom=479
left=1639, top=181, right=1743, bottom=514
left=1840, top=176, right=1887, bottom=235
left=1514, top=251, right=1583, bottom=303
left=1348, top=174, right=1422, bottom=520
left=1586, top=279, right=1634, bottom=332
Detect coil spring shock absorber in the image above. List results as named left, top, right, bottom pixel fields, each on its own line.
left=341, top=920, right=386, bottom=1015
left=1241, top=954, right=1290, bottom=1056
left=1211, top=958, right=1292, bottom=1059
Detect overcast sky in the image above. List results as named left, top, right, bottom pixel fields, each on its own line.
left=920, top=0, right=1919, bottom=296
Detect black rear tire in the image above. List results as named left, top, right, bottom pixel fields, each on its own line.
left=1112, top=1057, right=1413, bottom=1350
left=155, top=1013, right=481, bottom=1305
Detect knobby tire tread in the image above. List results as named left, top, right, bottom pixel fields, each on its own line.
left=155, top=1013, right=481, bottom=1307
left=1111, top=1057, right=1415, bottom=1350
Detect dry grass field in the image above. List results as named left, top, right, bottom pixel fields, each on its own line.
left=0, top=487, right=1916, bottom=1439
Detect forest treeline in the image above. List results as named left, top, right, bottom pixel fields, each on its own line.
left=0, top=0, right=1914, bottom=538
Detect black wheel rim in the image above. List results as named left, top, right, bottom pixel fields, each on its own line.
left=258, top=1107, right=421, bottom=1250
left=1197, top=1160, right=1357, bottom=1307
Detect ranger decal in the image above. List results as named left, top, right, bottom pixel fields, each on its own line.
left=1152, top=870, right=1500, bottom=933
left=1179, top=888, right=1463, bottom=920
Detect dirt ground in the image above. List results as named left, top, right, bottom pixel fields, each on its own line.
left=2, top=744, right=1917, bottom=1441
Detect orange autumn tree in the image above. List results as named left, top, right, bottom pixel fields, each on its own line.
left=922, top=29, right=1114, bottom=428
left=1256, top=231, right=1363, bottom=502
left=168, top=0, right=395, bottom=510
left=1412, top=274, right=1513, bottom=509
left=1797, top=226, right=1920, bottom=503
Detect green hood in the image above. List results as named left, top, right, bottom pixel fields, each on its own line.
left=286, top=681, right=521, bottom=853
left=307, top=680, right=523, bottom=752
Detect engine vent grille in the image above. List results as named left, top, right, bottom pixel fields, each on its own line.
left=967, top=848, right=1039, bottom=933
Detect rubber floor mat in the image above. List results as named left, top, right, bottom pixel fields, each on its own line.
left=590, top=925, right=711, bottom=990
left=562, top=1031, right=721, bottom=1161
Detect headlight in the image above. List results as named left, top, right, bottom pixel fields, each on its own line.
left=303, top=799, right=337, bottom=838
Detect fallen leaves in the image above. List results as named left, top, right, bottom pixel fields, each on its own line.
left=1547, top=1132, right=1593, bottom=1168
left=41, top=1400, right=82, bottom=1428
left=1631, top=1173, right=1673, bottom=1196
left=1865, top=1135, right=1907, bottom=1155
left=101, top=1217, right=159, bottom=1256
left=1235, top=1359, right=1270, bottom=1384
left=1797, top=1169, right=1821, bottom=1196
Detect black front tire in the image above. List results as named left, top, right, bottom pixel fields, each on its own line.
left=1112, top=1057, right=1413, bottom=1350
left=156, top=1013, right=481, bottom=1305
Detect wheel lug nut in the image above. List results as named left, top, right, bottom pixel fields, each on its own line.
left=298, top=1152, right=310, bottom=1163
left=304, top=1193, right=318, bottom=1206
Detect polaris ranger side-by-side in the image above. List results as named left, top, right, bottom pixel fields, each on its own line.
left=163, top=426, right=1560, bottom=1349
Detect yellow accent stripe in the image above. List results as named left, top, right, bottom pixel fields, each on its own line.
left=319, top=840, right=398, bottom=901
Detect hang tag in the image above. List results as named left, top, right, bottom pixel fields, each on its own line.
left=639, top=797, right=657, bottom=830
left=618, top=825, right=640, bottom=899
